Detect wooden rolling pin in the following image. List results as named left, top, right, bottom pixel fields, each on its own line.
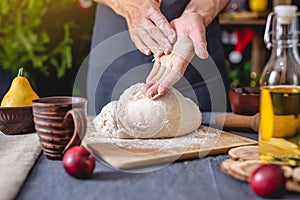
left=216, top=113, right=300, bottom=138
left=215, top=113, right=259, bottom=133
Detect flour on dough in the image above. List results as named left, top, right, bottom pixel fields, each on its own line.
left=93, top=83, right=202, bottom=139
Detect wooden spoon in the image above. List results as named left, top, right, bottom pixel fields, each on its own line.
left=215, top=113, right=260, bottom=133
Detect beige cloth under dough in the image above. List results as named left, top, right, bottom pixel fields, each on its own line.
left=0, top=132, right=42, bottom=200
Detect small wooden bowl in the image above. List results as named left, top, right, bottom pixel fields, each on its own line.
left=229, top=87, right=260, bottom=115
left=0, top=106, right=35, bottom=135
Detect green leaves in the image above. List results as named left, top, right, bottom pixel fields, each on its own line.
left=50, top=24, right=73, bottom=78
left=226, top=60, right=259, bottom=89
left=0, top=0, right=74, bottom=78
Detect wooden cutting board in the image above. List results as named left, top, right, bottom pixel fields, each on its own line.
left=83, top=117, right=257, bottom=170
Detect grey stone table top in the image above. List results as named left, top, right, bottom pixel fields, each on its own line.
left=16, top=113, right=300, bottom=200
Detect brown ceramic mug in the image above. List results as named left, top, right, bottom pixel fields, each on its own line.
left=32, top=96, right=87, bottom=160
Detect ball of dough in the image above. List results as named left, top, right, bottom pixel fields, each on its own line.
left=93, top=83, right=202, bottom=138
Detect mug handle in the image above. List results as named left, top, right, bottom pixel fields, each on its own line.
left=62, top=108, right=87, bottom=153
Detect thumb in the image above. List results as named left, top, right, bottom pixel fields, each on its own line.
left=189, top=28, right=208, bottom=59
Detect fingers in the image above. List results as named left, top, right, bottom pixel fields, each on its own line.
left=147, top=26, right=172, bottom=54
left=143, top=11, right=210, bottom=100
left=149, top=11, right=176, bottom=44
left=130, top=23, right=173, bottom=56
left=139, top=28, right=163, bottom=56
left=145, top=67, right=183, bottom=99
left=145, top=58, right=165, bottom=98
left=130, top=28, right=163, bottom=56
left=145, top=56, right=186, bottom=99
left=121, top=0, right=176, bottom=56
left=148, top=60, right=167, bottom=85
left=130, top=32, right=151, bottom=55
left=146, top=83, right=160, bottom=99
left=170, top=12, right=208, bottom=59
left=156, top=59, right=186, bottom=96
left=146, top=57, right=161, bottom=83
left=157, top=63, right=186, bottom=95
left=128, top=9, right=176, bottom=56
left=158, top=70, right=182, bottom=96
left=189, top=24, right=208, bottom=59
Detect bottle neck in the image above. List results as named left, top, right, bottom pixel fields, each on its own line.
left=271, top=43, right=299, bottom=58
left=261, top=8, right=300, bottom=86
left=271, top=17, right=298, bottom=48
left=263, top=41, right=300, bottom=86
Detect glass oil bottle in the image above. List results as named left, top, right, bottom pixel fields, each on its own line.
left=260, top=5, right=300, bottom=166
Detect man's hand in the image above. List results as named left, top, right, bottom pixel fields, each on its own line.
left=144, top=12, right=209, bottom=98
left=118, top=0, right=176, bottom=56
left=94, top=0, right=176, bottom=56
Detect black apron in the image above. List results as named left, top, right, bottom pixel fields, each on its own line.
left=87, top=0, right=229, bottom=115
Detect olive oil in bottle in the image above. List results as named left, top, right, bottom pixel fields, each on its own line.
left=260, top=5, right=300, bottom=166
left=260, top=86, right=300, bottom=165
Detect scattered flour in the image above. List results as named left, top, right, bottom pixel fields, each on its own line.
left=85, top=119, right=221, bottom=153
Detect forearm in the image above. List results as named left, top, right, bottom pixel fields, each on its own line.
left=93, top=0, right=160, bottom=18
left=93, top=0, right=125, bottom=16
left=183, top=0, right=230, bottom=27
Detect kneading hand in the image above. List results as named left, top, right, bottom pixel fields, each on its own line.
left=144, top=12, right=209, bottom=98
left=114, top=0, right=176, bottom=56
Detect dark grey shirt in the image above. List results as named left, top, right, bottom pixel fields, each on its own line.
left=87, top=0, right=229, bottom=115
